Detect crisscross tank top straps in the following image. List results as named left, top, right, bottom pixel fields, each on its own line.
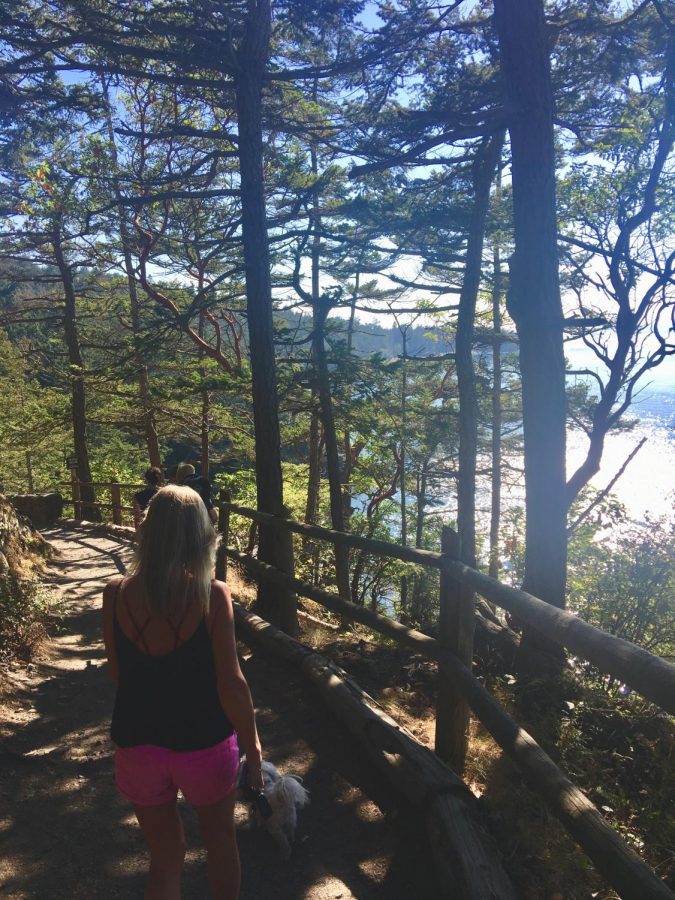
left=110, top=579, right=233, bottom=752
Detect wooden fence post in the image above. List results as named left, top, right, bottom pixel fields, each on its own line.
left=435, top=525, right=474, bottom=774
left=276, top=505, right=299, bottom=638
left=70, top=467, right=82, bottom=522
left=110, top=478, right=122, bottom=525
left=215, top=489, right=231, bottom=582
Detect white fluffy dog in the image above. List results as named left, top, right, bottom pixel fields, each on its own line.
left=239, top=759, right=310, bottom=859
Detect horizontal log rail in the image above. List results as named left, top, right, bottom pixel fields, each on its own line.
left=222, top=501, right=675, bottom=717
left=58, top=480, right=145, bottom=490
left=224, top=502, right=447, bottom=568
left=62, top=499, right=135, bottom=512
left=48, top=503, right=674, bottom=898
left=226, top=547, right=674, bottom=900
left=234, top=601, right=518, bottom=900
left=52, top=515, right=674, bottom=898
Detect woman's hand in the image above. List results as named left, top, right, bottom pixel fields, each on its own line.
left=245, top=747, right=264, bottom=792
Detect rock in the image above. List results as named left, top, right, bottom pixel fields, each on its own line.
left=7, top=493, right=64, bottom=529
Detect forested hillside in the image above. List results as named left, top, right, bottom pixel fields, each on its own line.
left=1, top=0, right=674, bottom=646
left=1, top=1, right=675, bottom=895
left=0, top=0, right=672, bottom=636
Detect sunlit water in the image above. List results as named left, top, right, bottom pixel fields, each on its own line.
left=567, top=415, right=675, bottom=523
left=421, top=407, right=675, bottom=534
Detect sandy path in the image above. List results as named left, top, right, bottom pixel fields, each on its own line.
left=0, top=527, right=439, bottom=899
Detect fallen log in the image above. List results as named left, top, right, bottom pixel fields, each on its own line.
left=233, top=601, right=517, bottom=900
left=297, top=607, right=340, bottom=632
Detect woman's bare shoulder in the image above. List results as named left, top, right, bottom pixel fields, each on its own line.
left=103, top=574, right=125, bottom=603
left=208, top=580, right=232, bottom=626
left=211, top=579, right=232, bottom=600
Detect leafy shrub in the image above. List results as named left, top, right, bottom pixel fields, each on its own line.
left=0, top=572, right=59, bottom=661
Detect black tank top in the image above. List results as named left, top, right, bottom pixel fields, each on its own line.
left=110, top=584, right=233, bottom=752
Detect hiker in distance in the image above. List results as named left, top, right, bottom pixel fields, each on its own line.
left=175, top=461, right=219, bottom=524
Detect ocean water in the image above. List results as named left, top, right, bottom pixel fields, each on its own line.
left=563, top=346, right=675, bottom=512
left=567, top=411, right=675, bottom=523
left=442, top=399, right=675, bottom=531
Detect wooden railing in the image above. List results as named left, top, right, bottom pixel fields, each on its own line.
left=50, top=484, right=675, bottom=897
left=218, top=500, right=675, bottom=900
left=59, top=477, right=143, bottom=525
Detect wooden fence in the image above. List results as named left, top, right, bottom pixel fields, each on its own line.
left=60, top=476, right=141, bottom=525
left=53, top=482, right=675, bottom=898
left=218, top=499, right=675, bottom=900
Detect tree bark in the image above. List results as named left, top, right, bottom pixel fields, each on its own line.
left=303, top=395, right=323, bottom=584
left=311, top=302, right=351, bottom=601
left=342, top=272, right=360, bottom=528
left=51, top=222, right=98, bottom=520
left=489, top=235, right=503, bottom=580
left=235, top=1, right=296, bottom=634
left=198, top=304, right=210, bottom=477
left=309, top=135, right=351, bottom=602
left=455, top=133, right=503, bottom=571
left=399, top=326, right=409, bottom=618
left=304, top=398, right=322, bottom=527
left=494, top=0, right=567, bottom=665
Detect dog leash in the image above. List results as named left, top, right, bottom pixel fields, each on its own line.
left=238, top=760, right=273, bottom=819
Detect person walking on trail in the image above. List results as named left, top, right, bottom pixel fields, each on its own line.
left=132, top=465, right=164, bottom=530
left=175, top=461, right=218, bottom=525
left=102, top=485, right=263, bottom=900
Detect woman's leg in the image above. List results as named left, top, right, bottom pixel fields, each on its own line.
left=134, top=800, right=186, bottom=900
left=195, top=791, right=240, bottom=900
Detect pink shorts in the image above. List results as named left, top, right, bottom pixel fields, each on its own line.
left=115, top=733, right=239, bottom=807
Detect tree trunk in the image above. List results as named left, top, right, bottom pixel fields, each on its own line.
left=494, top=0, right=567, bottom=667
left=309, top=135, right=350, bottom=602
left=409, top=460, right=429, bottom=622
left=52, top=223, right=98, bottom=521
left=342, top=273, right=360, bottom=528
left=235, top=2, right=297, bottom=634
left=489, top=232, right=503, bottom=580
left=455, top=133, right=503, bottom=571
left=304, top=398, right=322, bottom=527
left=415, top=462, right=428, bottom=550
left=303, top=396, right=322, bottom=585
left=198, top=305, right=210, bottom=477
left=101, top=79, right=161, bottom=468
left=312, top=303, right=351, bottom=601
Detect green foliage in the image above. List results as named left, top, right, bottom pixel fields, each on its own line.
left=0, top=328, right=70, bottom=493
left=557, top=685, right=675, bottom=878
left=0, top=573, right=60, bottom=661
left=568, top=502, right=675, bottom=663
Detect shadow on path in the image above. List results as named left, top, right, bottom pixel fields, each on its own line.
left=0, top=527, right=439, bottom=899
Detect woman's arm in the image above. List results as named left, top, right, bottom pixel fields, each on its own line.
left=102, top=578, right=122, bottom=683
left=209, top=581, right=263, bottom=789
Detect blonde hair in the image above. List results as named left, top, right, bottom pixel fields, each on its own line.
left=131, top=485, right=219, bottom=615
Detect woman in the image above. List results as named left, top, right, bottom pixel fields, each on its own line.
left=102, top=485, right=263, bottom=900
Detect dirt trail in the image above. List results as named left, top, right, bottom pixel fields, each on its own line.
left=0, top=527, right=439, bottom=899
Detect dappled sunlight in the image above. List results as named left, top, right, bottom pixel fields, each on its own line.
left=358, top=854, right=391, bottom=878
left=2, top=527, right=440, bottom=898
left=301, top=875, right=357, bottom=899
left=105, top=854, right=147, bottom=879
